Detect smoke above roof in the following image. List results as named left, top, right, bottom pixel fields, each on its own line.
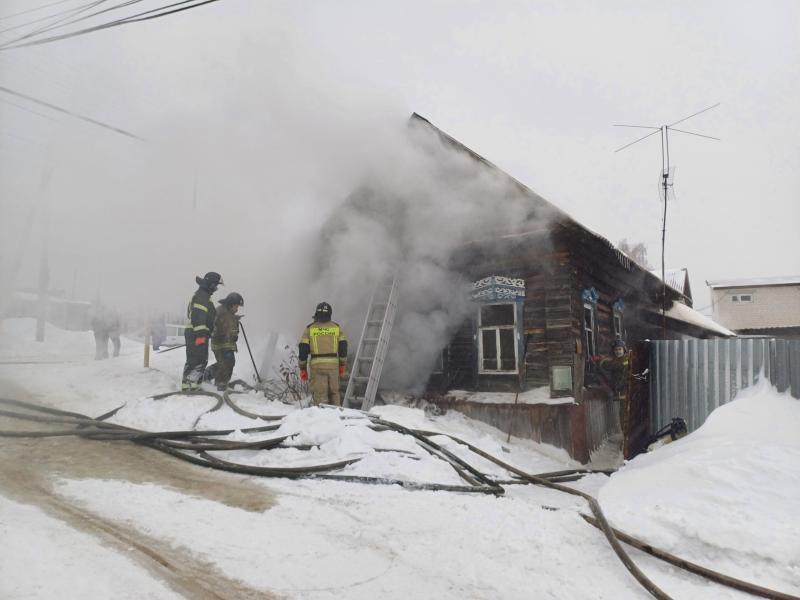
left=312, top=115, right=558, bottom=392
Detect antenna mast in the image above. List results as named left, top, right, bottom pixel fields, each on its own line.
left=614, top=103, right=720, bottom=340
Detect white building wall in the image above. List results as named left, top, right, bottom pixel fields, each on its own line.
left=711, top=284, right=800, bottom=330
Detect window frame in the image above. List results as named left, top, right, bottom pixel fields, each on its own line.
left=583, top=302, right=597, bottom=357
left=477, top=302, right=519, bottom=375
left=731, top=293, right=753, bottom=303
left=430, top=348, right=446, bottom=374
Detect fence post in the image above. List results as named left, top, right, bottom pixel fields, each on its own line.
left=144, top=321, right=151, bottom=369
left=790, top=341, right=800, bottom=399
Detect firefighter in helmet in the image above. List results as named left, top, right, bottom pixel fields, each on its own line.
left=595, top=339, right=630, bottom=397
left=210, top=292, right=244, bottom=391
left=298, top=302, right=348, bottom=406
left=593, top=338, right=630, bottom=428
left=181, top=272, right=222, bottom=390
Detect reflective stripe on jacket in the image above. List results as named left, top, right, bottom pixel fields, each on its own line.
left=298, top=320, right=347, bottom=369
left=185, top=289, right=216, bottom=337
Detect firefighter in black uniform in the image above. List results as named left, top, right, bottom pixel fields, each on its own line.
left=182, top=272, right=223, bottom=390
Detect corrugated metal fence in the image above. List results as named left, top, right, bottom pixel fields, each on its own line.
left=649, top=338, right=800, bottom=435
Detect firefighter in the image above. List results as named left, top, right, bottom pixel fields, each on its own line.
left=298, top=302, right=348, bottom=406
left=91, top=305, right=121, bottom=359
left=181, top=272, right=222, bottom=391
left=210, top=292, right=243, bottom=391
left=593, top=339, right=630, bottom=428
left=595, top=339, right=630, bottom=396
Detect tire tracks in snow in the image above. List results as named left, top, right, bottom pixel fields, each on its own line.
left=0, top=379, right=283, bottom=600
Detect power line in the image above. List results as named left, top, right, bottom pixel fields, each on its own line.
left=0, top=96, right=61, bottom=121
left=0, top=0, right=107, bottom=36
left=0, top=85, right=142, bottom=140
left=0, top=0, right=111, bottom=48
left=0, top=0, right=78, bottom=22
left=0, top=0, right=145, bottom=47
left=0, top=0, right=223, bottom=51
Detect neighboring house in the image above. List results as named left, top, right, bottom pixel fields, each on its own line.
left=6, top=290, right=91, bottom=331
left=707, top=276, right=800, bottom=339
left=649, top=267, right=692, bottom=305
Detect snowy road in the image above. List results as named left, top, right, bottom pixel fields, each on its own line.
left=1, top=319, right=798, bottom=600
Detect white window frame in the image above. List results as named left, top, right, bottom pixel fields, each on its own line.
left=478, top=303, right=519, bottom=375
left=731, top=293, right=753, bottom=303
left=583, top=302, right=596, bottom=357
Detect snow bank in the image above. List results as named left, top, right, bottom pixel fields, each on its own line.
left=600, top=379, right=800, bottom=595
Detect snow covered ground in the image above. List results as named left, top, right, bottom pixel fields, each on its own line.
left=1, top=317, right=798, bottom=599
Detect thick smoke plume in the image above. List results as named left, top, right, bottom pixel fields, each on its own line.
left=313, top=118, right=557, bottom=392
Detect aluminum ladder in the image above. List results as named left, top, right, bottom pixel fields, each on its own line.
left=343, top=277, right=398, bottom=410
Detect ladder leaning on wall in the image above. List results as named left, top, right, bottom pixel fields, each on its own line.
left=343, top=277, right=398, bottom=411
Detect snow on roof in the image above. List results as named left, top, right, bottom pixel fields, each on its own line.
left=706, top=276, right=800, bottom=289
left=658, top=301, right=736, bottom=337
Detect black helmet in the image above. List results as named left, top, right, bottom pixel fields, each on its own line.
left=611, top=339, right=627, bottom=352
left=314, top=301, right=332, bottom=322
left=221, top=292, right=244, bottom=307
left=195, top=272, right=223, bottom=291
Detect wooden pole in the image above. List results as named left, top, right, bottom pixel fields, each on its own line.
left=144, top=321, right=151, bottom=368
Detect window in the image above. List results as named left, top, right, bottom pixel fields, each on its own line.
left=731, top=294, right=753, bottom=303
left=583, top=303, right=596, bottom=356
left=612, top=299, right=625, bottom=343
left=551, top=366, right=573, bottom=392
left=431, top=348, right=446, bottom=374
left=478, top=303, right=518, bottom=373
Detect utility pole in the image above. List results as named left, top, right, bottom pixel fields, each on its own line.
left=35, top=238, right=49, bottom=342
left=35, top=165, right=53, bottom=342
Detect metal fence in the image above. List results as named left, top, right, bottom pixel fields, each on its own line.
left=649, top=338, right=800, bottom=435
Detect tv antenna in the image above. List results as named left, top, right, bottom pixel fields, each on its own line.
left=614, top=103, right=720, bottom=339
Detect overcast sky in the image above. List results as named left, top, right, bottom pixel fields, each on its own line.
left=1, top=0, right=798, bottom=325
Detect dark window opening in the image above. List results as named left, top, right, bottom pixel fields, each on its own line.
left=480, top=304, right=515, bottom=327
left=481, top=329, right=498, bottom=370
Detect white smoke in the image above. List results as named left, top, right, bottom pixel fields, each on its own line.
left=312, top=117, right=558, bottom=392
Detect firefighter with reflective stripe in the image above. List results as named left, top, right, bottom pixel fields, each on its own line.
left=298, top=302, right=348, bottom=406
left=209, top=292, right=243, bottom=391
left=181, top=272, right=222, bottom=390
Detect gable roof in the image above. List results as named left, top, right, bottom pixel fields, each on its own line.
left=410, top=113, right=682, bottom=301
